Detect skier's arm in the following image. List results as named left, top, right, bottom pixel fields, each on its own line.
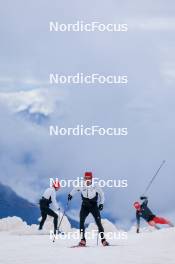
left=68, top=187, right=81, bottom=200
left=70, top=187, right=81, bottom=196
left=51, top=190, right=59, bottom=211
left=140, top=196, right=148, bottom=206
left=136, top=211, right=140, bottom=233
left=96, top=185, right=105, bottom=205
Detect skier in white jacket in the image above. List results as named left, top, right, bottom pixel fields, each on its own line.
left=39, top=181, right=60, bottom=234
left=68, top=172, right=109, bottom=246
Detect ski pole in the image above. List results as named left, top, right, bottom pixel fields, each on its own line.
left=52, top=201, right=70, bottom=242
left=58, top=208, right=61, bottom=224
left=142, top=160, right=166, bottom=196
left=57, top=201, right=70, bottom=233
left=97, top=231, right=99, bottom=246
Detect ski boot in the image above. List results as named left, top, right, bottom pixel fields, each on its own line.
left=101, top=239, right=109, bottom=246
left=78, top=239, right=86, bottom=247
left=168, top=221, right=174, bottom=227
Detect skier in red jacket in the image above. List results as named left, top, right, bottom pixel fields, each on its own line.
left=133, top=197, right=174, bottom=233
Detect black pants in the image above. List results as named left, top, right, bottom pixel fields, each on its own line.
left=39, top=205, right=58, bottom=234
left=80, top=203, right=105, bottom=241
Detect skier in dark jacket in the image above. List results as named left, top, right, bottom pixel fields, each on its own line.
left=68, top=172, right=109, bottom=247
left=133, top=197, right=174, bottom=233
left=39, top=181, right=60, bottom=234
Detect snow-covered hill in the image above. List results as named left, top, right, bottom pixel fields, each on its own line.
left=0, top=216, right=174, bottom=264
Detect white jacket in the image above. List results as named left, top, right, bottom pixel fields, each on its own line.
left=42, top=187, right=59, bottom=211
left=70, top=183, right=105, bottom=204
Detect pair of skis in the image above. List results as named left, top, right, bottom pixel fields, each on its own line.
left=70, top=244, right=118, bottom=248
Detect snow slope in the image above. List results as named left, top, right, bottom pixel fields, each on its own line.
left=0, top=217, right=174, bottom=264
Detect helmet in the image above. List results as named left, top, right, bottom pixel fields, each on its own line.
left=84, top=172, right=93, bottom=180
left=52, top=180, right=61, bottom=189
left=133, top=201, right=141, bottom=210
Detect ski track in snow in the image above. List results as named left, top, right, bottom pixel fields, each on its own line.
left=1, top=228, right=175, bottom=264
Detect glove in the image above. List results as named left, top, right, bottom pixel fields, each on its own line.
left=136, top=228, right=139, bottom=233
left=99, top=204, right=103, bottom=211
left=68, top=194, right=72, bottom=201
left=140, top=196, right=147, bottom=200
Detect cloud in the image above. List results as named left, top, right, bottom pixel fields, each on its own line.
left=0, top=88, right=67, bottom=115
left=138, top=18, right=175, bottom=31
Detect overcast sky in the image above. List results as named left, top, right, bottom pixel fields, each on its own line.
left=0, top=0, right=175, bottom=225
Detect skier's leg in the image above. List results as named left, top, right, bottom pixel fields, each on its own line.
left=46, top=208, right=58, bottom=234
left=90, top=206, right=105, bottom=240
left=148, top=221, right=160, bottom=230
left=39, top=210, right=47, bottom=230
left=148, top=220, right=156, bottom=227
left=153, top=216, right=174, bottom=227
left=80, top=206, right=89, bottom=241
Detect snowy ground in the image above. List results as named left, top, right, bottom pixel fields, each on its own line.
left=0, top=217, right=175, bottom=264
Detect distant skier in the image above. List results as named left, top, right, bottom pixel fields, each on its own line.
left=39, top=181, right=60, bottom=234
left=68, top=172, right=109, bottom=246
left=133, top=197, right=174, bottom=233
